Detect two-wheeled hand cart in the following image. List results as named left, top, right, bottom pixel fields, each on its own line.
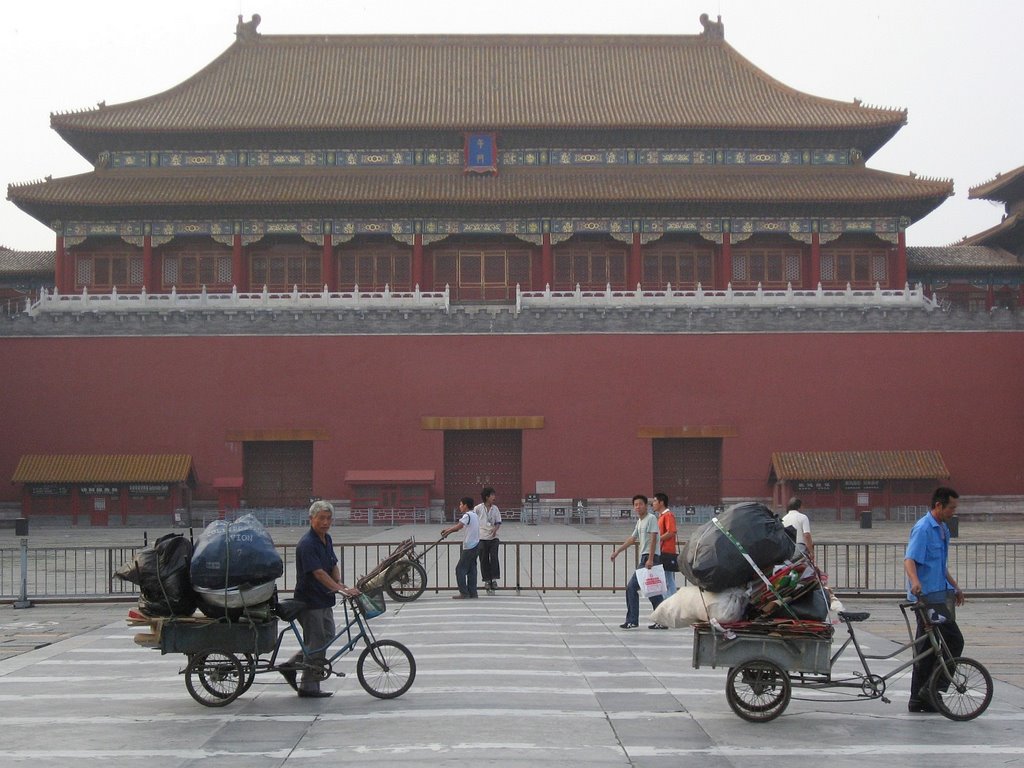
left=692, top=600, right=992, bottom=722
left=356, top=536, right=445, bottom=602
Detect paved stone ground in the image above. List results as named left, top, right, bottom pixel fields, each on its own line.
left=0, top=592, right=1022, bottom=767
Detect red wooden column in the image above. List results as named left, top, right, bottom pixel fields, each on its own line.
left=541, top=232, right=553, bottom=289
left=232, top=234, right=244, bottom=290
left=985, top=284, right=995, bottom=311
left=629, top=232, right=642, bottom=288
left=810, top=232, right=821, bottom=288
left=322, top=233, right=336, bottom=291
left=142, top=235, right=155, bottom=293
left=54, top=234, right=66, bottom=292
left=896, top=231, right=908, bottom=289
left=719, top=233, right=732, bottom=290
left=412, top=233, right=424, bottom=289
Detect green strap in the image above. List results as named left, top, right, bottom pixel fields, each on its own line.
left=711, top=517, right=799, bottom=620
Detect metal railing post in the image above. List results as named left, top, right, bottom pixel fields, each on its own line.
left=14, top=536, right=33, bottom=609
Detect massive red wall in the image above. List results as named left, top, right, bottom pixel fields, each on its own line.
left=1, top=332, right=1021, bottom=503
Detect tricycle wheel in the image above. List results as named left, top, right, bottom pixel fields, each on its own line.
left=185, top=650, right=245, bottom=707
left=385, top=560, right=427, bottom=602
left=239, top=652, right=257, bottom=695
left=357, top=639, right=416, bottom=699
left=929, top=656, right=992, bottom=721
left=725, top=659, right=791, bottom=722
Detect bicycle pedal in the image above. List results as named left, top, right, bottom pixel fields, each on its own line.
left=334, top=671, right=346, bottom=678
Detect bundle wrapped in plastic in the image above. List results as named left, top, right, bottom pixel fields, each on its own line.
left=650, top=585, right=747, bottom=628
left=114, top=532, right=197, bottom=617
left=189, top=513, right=283, bottom=590
left=680, top=502, right=795, bottom=592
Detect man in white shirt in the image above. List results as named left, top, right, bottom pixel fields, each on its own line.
left=610, top=494, right=664, bottom=629
left=781, top=497, right=813, bottom=560
left=442, top=496, right=480, bottom=598
left=475, top=487, right=502, bottom=595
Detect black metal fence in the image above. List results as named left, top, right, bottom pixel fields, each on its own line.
left=2, top=539, right=1022, bottom=600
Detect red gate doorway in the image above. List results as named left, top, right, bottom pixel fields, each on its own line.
left=243, top=441, right=313, bottom=507
left=443, top=430, right=522, bottom=518
left=652, top=438, right=722, bottom=507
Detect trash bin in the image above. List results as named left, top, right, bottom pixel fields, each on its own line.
left=859, top=510, right=872, bottom=529
left=947, top=515, right=959, bottom=538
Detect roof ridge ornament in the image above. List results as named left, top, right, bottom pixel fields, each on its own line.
left=699, top=13, right=725, bottom=41
left=236, top=13, right=261, bottom=43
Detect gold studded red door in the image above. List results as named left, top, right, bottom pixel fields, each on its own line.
left=243, top=441, right=313, bottom=507
left=652, top=438, right=722, bottom=507
left=443, top=430, right=522, bottom=518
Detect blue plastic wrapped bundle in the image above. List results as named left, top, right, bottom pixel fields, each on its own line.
left=189, top=513, right=283, bottom=590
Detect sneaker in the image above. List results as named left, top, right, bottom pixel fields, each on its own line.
left=619, top=622, right=638, bottom=629
left=908, top=699, right=938, bottom=713
left=648, top=623, right=669, bottom=630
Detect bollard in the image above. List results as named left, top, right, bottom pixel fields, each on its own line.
left=13, top=518, right=33, bottom=609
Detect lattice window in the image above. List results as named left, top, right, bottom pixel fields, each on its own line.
left=731, top=254, right=748, bottom=282
left=784, top=254, right=801, bottom=282
left=74, top=252, right=138, bottom=289
left=130, top=257, right=144, bottom=285
left=552, top=245, right=627, bottom=290
left=820, top=247, right=889, bottom=287
left=642, top=245, right=714, bottom=289
left=340, top=247, right=412, bottom=291
left=76, top=259, right=93, bottom=286
left=217, top=258, right=233, bottom=283
left=871, top=255, right=888, bottom=282
left=249, top=252, right=320, bottom=290
left=731, top=247, right=801, bottom=287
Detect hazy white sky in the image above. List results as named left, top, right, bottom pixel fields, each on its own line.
left=2, top=0, right=1021, bottom=250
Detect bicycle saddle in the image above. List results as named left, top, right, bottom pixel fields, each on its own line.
left=838, top=611, right=870, bottom=622
left=275, top=599, right=308, bottom=622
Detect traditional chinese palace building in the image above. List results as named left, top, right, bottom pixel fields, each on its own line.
left=3, top=15, right=1023, bottom=523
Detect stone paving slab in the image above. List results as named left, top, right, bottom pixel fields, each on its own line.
left=0, top=592, right=1022, bottom=767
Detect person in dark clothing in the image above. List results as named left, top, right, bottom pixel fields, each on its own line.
left=280, top=500, right=359, bottom=698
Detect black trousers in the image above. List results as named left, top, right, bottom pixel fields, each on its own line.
left=910, top=610, right=965, bottom=703
left=479, top=539, right=500, bottom=581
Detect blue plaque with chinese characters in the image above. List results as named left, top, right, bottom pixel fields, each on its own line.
left=464, top=132, right=498, bottom=174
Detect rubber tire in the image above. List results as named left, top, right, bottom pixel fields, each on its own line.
left=928, top=656, right=993, bottom=721
left=185, top=650, right=245, bottom=707
left=384, top=560, right=427, bottom=602
left=357, top=639, right=416, bottom=699
left=239, top=652, right=257, bottom=695
left=725, top=659, right=792, bottom=723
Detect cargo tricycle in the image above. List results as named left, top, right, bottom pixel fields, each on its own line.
left=693, top=600, right=992, bottom=722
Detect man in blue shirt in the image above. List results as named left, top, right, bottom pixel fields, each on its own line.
left=904, top=486, right=965, bottom=713
left=281, top=500, right=359, bottom=698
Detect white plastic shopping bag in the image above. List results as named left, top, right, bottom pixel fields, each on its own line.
left=637, top=564, right=667, bottom=598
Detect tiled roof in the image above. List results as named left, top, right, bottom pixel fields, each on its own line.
left=959, top=213, right=1023, bottom=249
left=969, top=163, right=1024, bottom=202
left=8, top=164, right=951, bottom=214
left=12, top=454, right=196, bottom=484
left=0, top=247, right=55, bottom=275
left=770, top=451, right=949, bottom=481
left=907, top=245, right=1023, bottom=270
left=50, top=33, right=906, bottom=154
